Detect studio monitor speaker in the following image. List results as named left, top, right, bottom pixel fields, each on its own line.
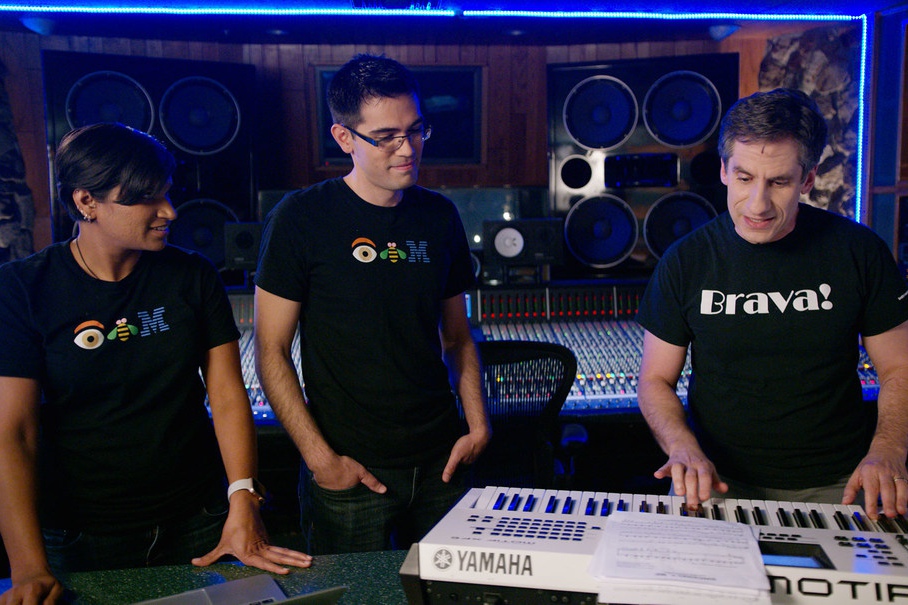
left=548, top=53, right=738, bottom=277
left=482, top=219, right=564, bottom=266
left=224, top=222, right=263, bottom=271
left=42, top=50, right=256, bottom=265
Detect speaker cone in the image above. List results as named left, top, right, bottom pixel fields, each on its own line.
left=563, top=76, right=638, bottom=151
left=643, top=192, right=717, bottom=258
left=160, top=76, right=241, bottom=155
left=169, top=199, right=238, bottom=267
left=559, top=155, right=594, bottom=190
left=564, top=195, right=637, bottom=268
left=643, top=71, right=722, bottom=148
left=65, top=71, right=154, bottom=132
left=493, top=227, right=525, bottom=259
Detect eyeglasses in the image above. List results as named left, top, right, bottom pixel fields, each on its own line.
left=344, top=125, right=432, bottom=152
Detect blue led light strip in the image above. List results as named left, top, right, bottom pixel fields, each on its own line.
left=461, top=11, right=861, bottom=21
left=855, top=15, right=868, bottom=222
left=0, top=5, right=456, bottom=16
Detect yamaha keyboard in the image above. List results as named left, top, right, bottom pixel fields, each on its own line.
left=400, top=486, right=908, bottom=604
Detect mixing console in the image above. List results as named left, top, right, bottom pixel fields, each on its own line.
left=481, top=319, right=686, bottom=415
left=481, top=319, right=881, bottom=416
left=226, top=288, right=881, bottom=425
left=237, top=328, right=301, bottom=425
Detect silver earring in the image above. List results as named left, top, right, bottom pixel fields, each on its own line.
left=82, top=214, right=92, bottom=223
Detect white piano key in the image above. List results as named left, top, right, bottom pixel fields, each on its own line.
left=558, top=490, right=584, bottom=516
left=722, top=498, right=752, bottom=525
left=578, top=491, right=602, bottom=516
left=745, top=499, right=773, bottom=526
left=819, top=503, right=854, bottom=531
left=509, top=487, right=537, bottom=512
left=543, top=489, right=570, bottom=514
left=456, top=487, right=486, bottom=509
left=472, top=486, right=507, bottom=510
left=759, top=499, right=786, bottom=527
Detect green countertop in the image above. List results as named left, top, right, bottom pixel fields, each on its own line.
left=1, top=550, right=410, bottom=605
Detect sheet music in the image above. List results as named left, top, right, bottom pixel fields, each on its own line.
left=589, top=511, right=771, bottom=605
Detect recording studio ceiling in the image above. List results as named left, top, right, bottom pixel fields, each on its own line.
left=0, top=1, right=904, bottom=44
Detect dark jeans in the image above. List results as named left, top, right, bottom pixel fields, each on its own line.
left=43, top=496, right=228, bottom=574
left=299, top=454, right=465, bottom=555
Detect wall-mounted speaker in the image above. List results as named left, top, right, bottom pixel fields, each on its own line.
left=563, top=195, right=637, bottom=269
left=548, top=53, right=738, bottom=278
left=168, top=199, right=237, bottom=268
left=42, top=50, right=256, bottom=264
left=643, top=191, right=717, bottom=259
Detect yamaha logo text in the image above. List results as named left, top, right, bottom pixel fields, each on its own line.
left=434, top=548, right=534, bottom=576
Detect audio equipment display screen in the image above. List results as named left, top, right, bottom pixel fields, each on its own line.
left=316, top=65, right=483, bottom=165
left=759, top=541, right=833, bottom=569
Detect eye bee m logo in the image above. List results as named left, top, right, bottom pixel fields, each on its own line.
left=351, top=237, right=430, bottom=264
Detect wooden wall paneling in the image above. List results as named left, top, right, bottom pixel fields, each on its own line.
left=719, top=36, right=766, bottom=98
left=619, top=41, right=638, bottom=59
left=484, top=45, right=511, bottom=183
left=509, top=45, right=547, bottom=186
left=435, top=45, right=460, bottom=64
left=329, top=43, right=357, bottom=64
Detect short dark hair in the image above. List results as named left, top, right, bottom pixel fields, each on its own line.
left=718, top=88, right=828, bottom=179
left=327, top=53, right=421, bottom=127
left=56, top=122, right=176, bottom=222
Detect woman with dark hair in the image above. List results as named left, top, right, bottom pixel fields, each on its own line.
left=0, top=123, right=311, bottom=604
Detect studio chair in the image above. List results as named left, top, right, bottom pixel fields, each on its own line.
left=463, top=340, right=578, bottom=490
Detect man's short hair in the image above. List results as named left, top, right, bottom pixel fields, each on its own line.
left=718, top=88, right=828, bottom=178
left=327, top=53, right=421, bottom=127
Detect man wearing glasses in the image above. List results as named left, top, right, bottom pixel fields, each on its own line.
left=254, top=54, right=490, bottom=555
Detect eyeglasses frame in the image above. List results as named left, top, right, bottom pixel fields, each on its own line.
left=343, top=124, right=432, bottom=151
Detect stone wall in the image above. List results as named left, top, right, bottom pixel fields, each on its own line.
left=760, top=24, right=861, bottom=218
left=0, top=60, right=35, bottom=263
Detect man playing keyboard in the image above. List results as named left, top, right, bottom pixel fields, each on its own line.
left=636, top=88, right=908, bottom=521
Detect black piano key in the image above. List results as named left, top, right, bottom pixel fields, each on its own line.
left=878, top=516, right=899, bottom=533
left=735, top=505, right=749, bottom=524
left=639, top=501, right=649, bottom=513
left=808, top=509, right=826, bottom=529
left=777, top=508, right=793, bottom=527
left=657, top=501, right=667, bottom=514
left=711, top=504, right=724, bottom=521
left=601, top=499, right=611, bottom=516
left=793, top=508, right=809, bottom=528
left=493, top=493, right=507, bottom=510
left=681, top=504, right=704, bottom=517
left=523, top=494, right=535, bottom=512
left=545, top=495, right=557, bottom=514
left=893, top=515, right=908, bottom=533
left=753, top=506, right=767, bottom=526
left=562, top=497, right=574, bottom=515
left=833, top=510, right=852, bottom=530
left=585, top=498, right=596, bottom=516
left=852, top=511, right=870, bottom=531
left=507, top=494, right=521, bottom=511
left=617, top=499, right=628, bottom=512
